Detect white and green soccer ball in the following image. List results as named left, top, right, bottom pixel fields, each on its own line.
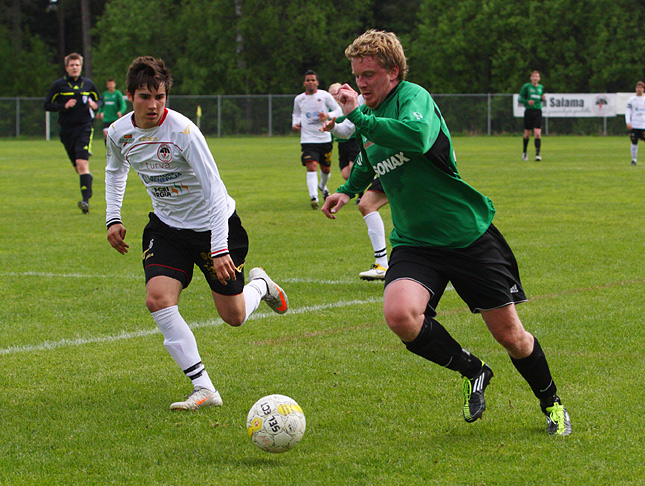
left=247, top=394, right=306, bottom=453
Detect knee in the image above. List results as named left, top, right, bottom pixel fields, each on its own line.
left=383, top=305, right=420, bottom=341
left=146, top=291, right=175, bottom=313
left=495, top=329, right=533, bottom=357
left=224, top=314, right=245, bottom=327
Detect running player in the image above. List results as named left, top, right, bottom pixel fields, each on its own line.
left=105, top=56, right=288, bottom=411
left=625, top=80, right=645, bottom=166
left=322, top=30, right=571, bottom=436
left=292, top=71, right=343, bottom=209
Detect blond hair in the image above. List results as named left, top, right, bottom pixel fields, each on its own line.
left=344, top=30, right=408, bottom=81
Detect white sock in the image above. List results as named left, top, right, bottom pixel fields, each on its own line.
left=243, top=279, right=267, bottom=322
left=363, top=211, right=388, bottom=267
left=151, top=305, right=215, bottom=391
left=631, top=143, right=638, bottom=162
left=319, top=171, right=330, bottom=191
left=306, top=171, right=318, bottom=199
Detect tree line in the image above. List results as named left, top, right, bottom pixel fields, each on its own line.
left=1, top=0, right=643, bottom=97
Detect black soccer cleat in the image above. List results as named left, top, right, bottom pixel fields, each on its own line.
left=462, top=363, right=493, bottom=423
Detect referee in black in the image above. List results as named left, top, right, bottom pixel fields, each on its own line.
left=45, top=53, right=102, bottom=214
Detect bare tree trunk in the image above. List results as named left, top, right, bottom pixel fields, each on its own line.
left=234, top=0, right=245, bottom=69
left=57, top=0, right=66, bottom=65
left=81, top=0, right=93, bottom=77
left=11, top=0, right=22, bottom=54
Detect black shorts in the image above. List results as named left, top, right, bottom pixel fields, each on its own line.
left=301, top=142, right=332, bottom=167
left=367, top=177, right=384, bottom=193
left=384, top=224, right=527, bottom=316
left=629, top=128, right=645, bottom=144
left=59, top=123, right=94, bottom=165
left=338, top=139, right=360, bottom=170
left=103, top=121, right=114, bottom=131
left=142, top=212, right=249, bottom=296
left=524, top=109, right=542, bottom=130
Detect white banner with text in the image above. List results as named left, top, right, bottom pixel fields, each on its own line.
left=513, top=93, right=617, bottom=117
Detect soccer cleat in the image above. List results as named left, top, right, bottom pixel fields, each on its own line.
left=77, top=200, right=89, bottom=214
left=543, top=398, right=572, bottom=436
left=631, top=160, right=637, bottom=166
left=170, top=386, right=223, bottom=411
left=318, top=185, right=331, bottom=200
left=249, top=267, right=289, bottom=314
left=359, top=263, right=388, bottom=281
left=462, top=363, right=493, bottom=423
left=310, top=197, right=319, bottom=210
left=522, top=152, right=528, bottom=161
left=535, top=155, right=542, bottom=161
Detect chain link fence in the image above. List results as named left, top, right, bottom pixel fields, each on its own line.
left=0, top=94, right=627, bottom=139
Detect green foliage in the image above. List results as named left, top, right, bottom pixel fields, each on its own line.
left=0, top=24, right=58, bottom=96
left=3, top=0, right=645, bottom=96
left=0, top=135, right=643, bottom=485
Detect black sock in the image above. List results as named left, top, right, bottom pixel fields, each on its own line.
left=535, top=138, right=541, bottom=155
left=523, top=137, right=529, bottom=152
left=80, top=173, right=93, bottom=202
left=510, top=336, right=557, bottom=402
left=404, top=317, right=483, bottom=378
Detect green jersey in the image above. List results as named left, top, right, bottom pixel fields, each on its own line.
left=339, top=81, right=495, bottom=249
left=519, top=82, right=544, bottom=110
left=99, top=89, right=127, bottom=124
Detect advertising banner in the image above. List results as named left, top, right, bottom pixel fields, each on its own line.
left=513, top=93, right=617, bottom=117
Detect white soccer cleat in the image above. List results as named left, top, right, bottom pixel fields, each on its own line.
left=535, top=155, right=542, bottom=161
left=249, top=267, right=289, bottom=314
left=522, top=153, right=528, bottom=161
left=170, top=387, right=223, bottom=411
left=359, top=263, right=388, bottom=281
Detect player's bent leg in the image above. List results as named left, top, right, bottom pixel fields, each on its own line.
left=480, top=304, right=534, bottom=359
left=383, top=279, right=428, bottom=341
left=212, top=292, right=247, bottom=327
left=145, top=275, right=182, bottom=312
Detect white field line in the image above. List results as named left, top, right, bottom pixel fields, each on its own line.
left=0, top=271, right=455, bottom=356
left=2, top=271, right=376, bottom=286
left=0, top=297, right=383, bottom=357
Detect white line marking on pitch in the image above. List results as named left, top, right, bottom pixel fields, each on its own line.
left=0, top=297, right=382, bottom=356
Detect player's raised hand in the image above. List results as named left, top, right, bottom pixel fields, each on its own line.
left=336, top=84, right=359, bottom=115
left=320, top=118, right=337, bottom=132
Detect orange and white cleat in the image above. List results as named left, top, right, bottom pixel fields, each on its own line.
left=249, top=267, right=289, bottom=314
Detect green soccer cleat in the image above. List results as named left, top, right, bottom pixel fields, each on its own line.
left=462, top=363, right=493, bottom=423
left=544, top=400, right=572, bottom=436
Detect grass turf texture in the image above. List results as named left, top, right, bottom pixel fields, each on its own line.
left=0, top=135, right=643, bottom=485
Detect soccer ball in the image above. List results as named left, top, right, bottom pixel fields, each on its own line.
left=247, top=394, right=306, bottom=453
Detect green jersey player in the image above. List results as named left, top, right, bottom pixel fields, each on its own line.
left=98, top=78, right=127, bottom=143
left=519, top=70, right=546, bottom=161
left=322, top=30, right=571, bottom=436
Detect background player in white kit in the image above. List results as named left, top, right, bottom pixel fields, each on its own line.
left=292, top=70, right=342, bottom=209
left=625, top=80, right=645, bottom=166
left=105, top=56, right=288, bottom=411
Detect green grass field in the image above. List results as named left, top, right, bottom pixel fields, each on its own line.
left=0, top=135, right=643, bottom=485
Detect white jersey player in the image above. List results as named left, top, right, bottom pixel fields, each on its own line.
left=292, top=70, right=343, bottom=209
left=625, top=81, right=645, bottom=165
left=106, top=56, right=289, bottom=411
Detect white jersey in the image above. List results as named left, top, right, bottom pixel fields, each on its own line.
left=105, top=108, right=235, bottom=258
left=331, top=95, right=365, bottom=140
left=292, top=90, right=342, bottom=144
left=625, top=94, right=645, bottom=129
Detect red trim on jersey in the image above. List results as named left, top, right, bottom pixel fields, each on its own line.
left=211, top=249, right=230, bottom=258
left=158, top=108, right=169, bottom=126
